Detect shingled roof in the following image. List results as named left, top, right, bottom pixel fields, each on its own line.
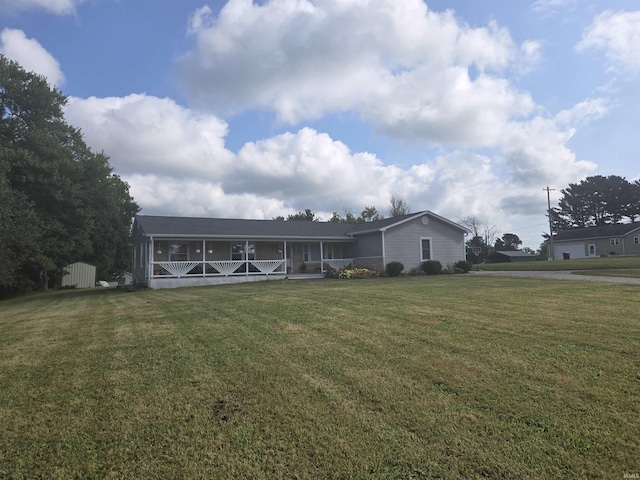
left=554, top=223, right=640, bottom=242
left=134, top=210, right=467, bottom=239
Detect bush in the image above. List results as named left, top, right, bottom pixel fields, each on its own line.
left=454, top=260, right=473, bottom=273
left=385, top=261, right=404, bottom=277
left=422, top=260, right=443, bottom=275
left=325, top=268, right=378, bottom=279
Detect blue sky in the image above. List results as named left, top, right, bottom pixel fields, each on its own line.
left=2, top=0, right=639, bottom=249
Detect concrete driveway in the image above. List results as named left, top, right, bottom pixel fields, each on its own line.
left=471, top=270, right=640, bottom=285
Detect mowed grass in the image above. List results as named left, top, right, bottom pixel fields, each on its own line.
left=573, top=269, right=640, bottom=279
left=1, top=277, right=639, bottom=479
left=479, top=254, right=640, bottom=272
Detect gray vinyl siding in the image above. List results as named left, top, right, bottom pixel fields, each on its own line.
left=555, top=234, right=640, bottom=258
left=352, top=231, right=383, bottom=257
left=383, top=215, right=466, bottom=271
left=625, top=235, right=640, bottom=255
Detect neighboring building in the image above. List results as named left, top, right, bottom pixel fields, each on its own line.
left=61, top=262, right=96, bottom=288
left=489, top=250, right=538, bottom=263
left=131, top=211, right=469, bottom=288
left=553, top=224, right=640, bottom=259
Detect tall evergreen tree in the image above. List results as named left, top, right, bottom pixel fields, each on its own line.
left=553, top=175, right=640, bottom=229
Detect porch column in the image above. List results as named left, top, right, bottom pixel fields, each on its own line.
left=381, top=231, right=386, bottom=268
left=283, top=240, right=287, bottom=274
left=320, top=241, right=324, bottom=273
left=245, top=240, right=249, bottom=275
left=149, top=237, right=154, bottom=283
left=202, top=240, right=206, bottom=277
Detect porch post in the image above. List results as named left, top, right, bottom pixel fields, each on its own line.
left=320, top=241, right=324, bottom=273
left=149, top=237, right=154, bottom=284
left=283, top=240, right=287, bottom=274
left=202, top=239, right=206, bottom=277
left=245, top=240, right=249, bottom=275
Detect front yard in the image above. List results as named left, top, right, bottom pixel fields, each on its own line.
left=1, top=276, right=638, bottom=478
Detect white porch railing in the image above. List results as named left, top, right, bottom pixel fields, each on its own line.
left=207, top=260, right=245, bottom=276
left=250, top=260, right=286, bottom=274
left=157, top=261, right=200, bottom=277
left=323, top=258, right=354, bottom=270
left=152, top=260, right=287, bottom=278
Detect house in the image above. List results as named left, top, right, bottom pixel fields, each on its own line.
left=488, top=250, right=538, bottom=263
left=131, top=211, right=469, bottom=288
left=552, top=223, right=640, bottom=259
left=61, top=261, right=96, bottom=288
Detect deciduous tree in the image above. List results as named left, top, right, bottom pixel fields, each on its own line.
left=1, top=55, right=138, bottom=292
left=388, top=195, right=411, bottom=217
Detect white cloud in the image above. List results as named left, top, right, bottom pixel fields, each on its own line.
left=0, top=28, right=65, bottom=86
left=577, top=10, right=640, bottom=73
left=530, top=0, right=579, bottom=17
left=179, top=0, right=539, bottom=148
left=124, top=174, right=291, bottom=219
left=0, top=0, right=84, bottom=15
left=64, top=94, right=235, bottom=180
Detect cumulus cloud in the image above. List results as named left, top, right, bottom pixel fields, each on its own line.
left=60, top=87, right=603, bottom=252
left=51, top=0, right=609, bottom=248
left=64, top=94, right=235, bottom=180
left=577, top=10, right=640, bottom=72
left=0, top=0, right=84, bottom=15
left=0, top=28, right=65, bottom=86
left=179, top=0, right=539, bottom=147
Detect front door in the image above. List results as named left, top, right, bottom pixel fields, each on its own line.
left=588, top=244, right=596, bottom=257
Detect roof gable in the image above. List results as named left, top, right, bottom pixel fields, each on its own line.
left=346, top=211, right=469, bottom=235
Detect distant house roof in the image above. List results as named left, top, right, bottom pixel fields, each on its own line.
left=494, top=250, right=537, bottom=258
left=554, top=223, right=640, bottom=242
left=135, top=210, right=469, bottom=240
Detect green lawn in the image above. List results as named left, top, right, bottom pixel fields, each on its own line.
left=1, top=277, right=639, bottom=479
left=572, top=269, right=640, bottom=279
left=480, top=254, right=640, bottom=274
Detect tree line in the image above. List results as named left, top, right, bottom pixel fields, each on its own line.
left=462, top=175, right=640, bottom=263
left=551, top=175, right=640, bottom=230
left=1, top=56, right=139, bottom=294
left=277, top=196, right=411, bottom=222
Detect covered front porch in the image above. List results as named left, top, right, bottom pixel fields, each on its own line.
left=146, top=238, right=354, bottom=288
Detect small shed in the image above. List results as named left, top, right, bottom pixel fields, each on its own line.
left=489, top=251, right=538, bottom=263
left=62, top=262, right=96, bottom=288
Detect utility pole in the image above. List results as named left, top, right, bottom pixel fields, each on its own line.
left=544, top=186, right=555, bottom=261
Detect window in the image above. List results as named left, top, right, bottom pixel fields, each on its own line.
left=303, top=244, right=321, bottom=262
left=420, top=237, right=432, bottom=261
left=169, top=243, right=188, bottom=261
left=140, top=242, right=144, bottom=268
left=610, top=238, right=620, bottom=246
left=635, top=236, right=640, bottom=245
left=231, top=243, right=255, bottom=260
left=323, top=244, right=334, bottom=259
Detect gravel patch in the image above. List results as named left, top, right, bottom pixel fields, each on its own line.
left=470, top=270, right=640, bottom=285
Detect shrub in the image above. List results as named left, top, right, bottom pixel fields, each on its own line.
left=325, top=268, right=378, bottom=279
left=385, top=261, right=404, bottom=277
left=421, top=260, right=443, bottom=275
left=454, top=260, right=473, bottom=273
